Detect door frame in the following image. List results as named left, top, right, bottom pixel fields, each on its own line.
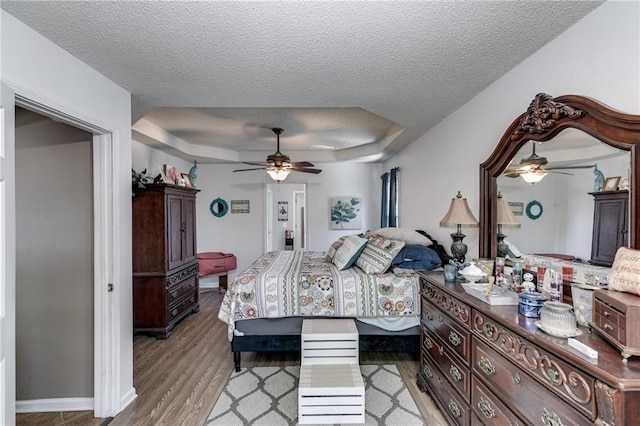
left=13, top=93, right=119, bottom=417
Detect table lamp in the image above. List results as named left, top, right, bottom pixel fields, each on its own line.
left=440, top=191, right=479, bottom=263
left=496, top=192, right=521, bottom=258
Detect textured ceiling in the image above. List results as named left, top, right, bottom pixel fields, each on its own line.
left=2, top=1, right=603, bottom=164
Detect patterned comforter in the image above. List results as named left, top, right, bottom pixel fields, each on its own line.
left=218, top=250, right=421, bottom=340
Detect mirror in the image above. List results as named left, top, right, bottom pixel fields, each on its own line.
left=497, top=131, right=628, bottom=260
left=480, top=93, right=640, bottom=259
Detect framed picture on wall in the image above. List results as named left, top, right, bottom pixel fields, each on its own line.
left=278, top=201, right=288, bottom=221
left=231, top=200, right=250, bottom=214
left=330, top=197, right=363, bottom=230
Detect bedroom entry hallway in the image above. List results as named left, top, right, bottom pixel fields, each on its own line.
left=265, top=183, right=307, bottom=252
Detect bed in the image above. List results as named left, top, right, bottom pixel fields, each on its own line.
left=218, top=229, right=446, bottom=371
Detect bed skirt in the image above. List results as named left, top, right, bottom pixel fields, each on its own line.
left=230, top=317, right=420, bottom=371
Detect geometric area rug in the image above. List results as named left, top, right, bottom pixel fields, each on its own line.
left=205, top=364, right=425, bottom=425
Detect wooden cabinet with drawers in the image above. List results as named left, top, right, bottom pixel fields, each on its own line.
left=591, top=288, right=640, bottom=361
left=133, top=184, right=200, bottom=338
left=417, top=271, right=640, bottom=425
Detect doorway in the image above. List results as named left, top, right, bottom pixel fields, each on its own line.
left=15, top=107, right=95, bottom=410
left=265, top=183, right=307, bottom=251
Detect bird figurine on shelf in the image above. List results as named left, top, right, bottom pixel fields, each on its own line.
left=593, top=164, right=604, bottom=191
left=189, top=160, right=198, bottom=187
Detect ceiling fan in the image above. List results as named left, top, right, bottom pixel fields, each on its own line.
left=504, top=143, right=594, bottom=183
left=233, top=127, right=322, bottom=181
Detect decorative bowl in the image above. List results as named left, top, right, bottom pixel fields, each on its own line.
left=459, top=263, right=486, bottom=283
left=459, top=272, right=486, bottom=284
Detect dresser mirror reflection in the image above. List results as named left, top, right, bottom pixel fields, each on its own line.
left=479, top=93, right=640, bottom=259
left=497, top=129, right=628, bottom=261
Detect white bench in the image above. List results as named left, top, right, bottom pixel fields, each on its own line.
left=298, top=363, right=365, bottom=424
left=301, top=318, right=359, bottom=365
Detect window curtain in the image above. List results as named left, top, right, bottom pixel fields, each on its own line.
left=380, top=167, right=399, bottom=228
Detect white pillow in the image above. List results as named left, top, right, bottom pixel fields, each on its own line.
left=373, top=227, right=433, bottom=246
left=333, top=235, right=368, bottom=270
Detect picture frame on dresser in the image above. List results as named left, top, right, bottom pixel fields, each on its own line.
left=604, top=176, right=620, bottom=191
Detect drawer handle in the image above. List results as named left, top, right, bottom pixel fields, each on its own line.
left=448, top=399, right=461, bottom=418
left=478, top=356, right=496, bottom=376
left=512, top=372, right=521, bottom=384
left=423, top=365, right=433, bottom=379
left=423, top=309, right=433, bottom=321
left=437, top=376, right=444, bottom=386
left=541, top=408, right=565, bottom=426
left=604, top=324, right=613, bottom=331
left=449, top=331, right=461, bottom=347
left=171, top=290, right=179, bottom=298
left=171, top=308, right=178, bottom=317
left=449, top=365, right=462, bottom=382
left=424, top=337, right=433, bottom=350
left=478, top=398, right=495, bottom=419
left=438, top=314, right=444, bottom=323
left=438, top=345, right=444, bottom=356
left=603, top=310, right=610, bottom=317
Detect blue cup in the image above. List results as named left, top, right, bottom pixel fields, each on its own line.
left=444, top=264, right=457, bottom=282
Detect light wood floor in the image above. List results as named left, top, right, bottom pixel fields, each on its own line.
left=19, top=289, right=447, bottom=425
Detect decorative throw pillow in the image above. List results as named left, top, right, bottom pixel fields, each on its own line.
left=608, top=246, right=640, bottom=296
left=356, top=233, right=406, bottom=274
left=373, top=227, right=433, bottom=246
left=332, top=235, right=368, bottom=271
left=325, top=236, right=348, bottom=262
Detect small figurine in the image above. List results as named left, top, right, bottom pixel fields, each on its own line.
left=593, top=164, right=605, bottom=191
left=189, top=160, right=198, bottom=187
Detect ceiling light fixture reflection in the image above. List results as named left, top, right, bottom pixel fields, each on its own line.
left=521, top=170, right=548, bottom=184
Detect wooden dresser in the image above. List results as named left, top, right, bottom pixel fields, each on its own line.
left=132, top=184, right=200, bottom=338
left=417, top=271, right=640, bottom=425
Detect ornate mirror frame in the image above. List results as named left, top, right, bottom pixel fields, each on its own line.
left=480, top=93, right=640, bottom=258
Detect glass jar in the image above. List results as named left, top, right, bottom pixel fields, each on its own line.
left=539, top=301, right=577, bottom=336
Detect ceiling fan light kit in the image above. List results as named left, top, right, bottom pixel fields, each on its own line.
left=233, top=127, right=322, bottom=182
left=521, top=169, right=548, bottom=184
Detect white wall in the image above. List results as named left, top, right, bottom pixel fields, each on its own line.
left=2, top=10, right=134, bottom=415
left=16, top=114, right=93, bottom=400
left=386, top=1, right=640, bottom=261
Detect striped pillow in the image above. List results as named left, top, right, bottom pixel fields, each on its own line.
left=356, top=233, right=406, bottom=274
left=333, top=235, right=368, bottom=270
left=325, top=236, right=348, bottom=262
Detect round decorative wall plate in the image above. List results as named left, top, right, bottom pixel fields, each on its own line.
left=526, top=200, right=543, bottom=220
left=210, top=198, right=228, bottom=217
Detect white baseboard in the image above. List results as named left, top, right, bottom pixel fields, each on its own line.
left=16, top=397, right=94, bottom=413
left=120, top=387, right=137, bottom=412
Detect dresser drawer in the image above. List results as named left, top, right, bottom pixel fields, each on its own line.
left=422, top=327, right=471, bottom=401
left=422, top=299, right=471, bottom=364
left=473, top=310, right=596, bottom=419
left=167, top=274, right=197, bottom=306
left=421, top=353, right=471, bottom=426
left=421, top=278, right=471, bottom=327
left=167, top=293, right=197, bottom=324
left=471, top=376, right=523, bottom=426
left=593, top=297, right=625, bottom=343
left=473, top=338, right=592, bottom=425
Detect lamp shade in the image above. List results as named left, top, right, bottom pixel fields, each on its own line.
left=496, top=193, right=521, bottom=227
left=266, top=168, right=290, bottom=182
left=440, top=191, right=479, bottom=228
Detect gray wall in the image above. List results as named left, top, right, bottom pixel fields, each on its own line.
left=15, top=108, right=94, bottom=400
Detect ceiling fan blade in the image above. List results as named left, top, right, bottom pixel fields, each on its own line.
left=549, top=170, right=574, bottom=175
left=242, top=161, right=269, bottom=166
left=233, top=167, right=266, bottom=172
left=289, top=167, right=322, bottom=174
left=290, top=161, right=315, bottom=167
left=546, top=164, right=595, bottom=171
